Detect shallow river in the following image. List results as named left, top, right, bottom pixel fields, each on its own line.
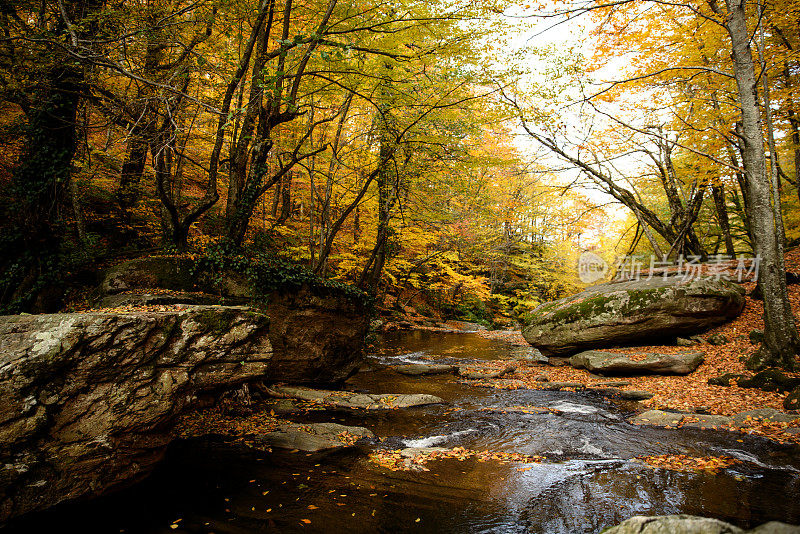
left=5, top=331, right=800, bottom=533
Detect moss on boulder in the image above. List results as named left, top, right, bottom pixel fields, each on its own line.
left=521, top=277, right=744, bottom=356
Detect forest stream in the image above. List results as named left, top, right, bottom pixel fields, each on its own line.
left=5, top=331, right=800, bottom=534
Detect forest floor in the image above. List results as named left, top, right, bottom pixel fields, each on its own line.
left=476, top=283, right=798, bottom=417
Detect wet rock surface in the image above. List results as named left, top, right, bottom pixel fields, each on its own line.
left=256, top=422, right=373, bottom=451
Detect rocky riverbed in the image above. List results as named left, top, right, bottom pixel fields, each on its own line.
left=3, top=330, right=798, bottom=533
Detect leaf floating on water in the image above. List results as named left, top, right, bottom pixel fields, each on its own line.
left=635, top=454, right=740, bottom=472
left=369, top=447, right=543, bottom=471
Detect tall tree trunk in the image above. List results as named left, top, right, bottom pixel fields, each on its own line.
left=715, top=0, right=799, bottom=369
left=276, top=171, right=293, bottom=225
left=118, top=136, right=148, bottom=214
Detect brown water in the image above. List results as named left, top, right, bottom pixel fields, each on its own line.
left=4, top=332, right=800, bottom=533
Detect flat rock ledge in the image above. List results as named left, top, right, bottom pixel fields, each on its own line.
left=630, top=408, right=800, bottom=430
left=266, top=385, right=445, bottom=409
left=256, top=422, right=373, bottom=452
left=605, top=514, right=800, bottom=534
left=570, top=350, right=705, bottom=376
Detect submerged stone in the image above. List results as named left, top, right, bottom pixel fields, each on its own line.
left=266, top=385, right=445, bottom=409
left=257, top=422, right=373, bottom=452
left=393, top=363, right=456, bottom=376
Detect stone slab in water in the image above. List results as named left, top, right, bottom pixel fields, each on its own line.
left=393, top=363, right=456, bottom=376
left=731, top=408, right=800, bottom=427
left=257, top=422, right=373, bottom=452
left=681, top=414, right=733, bottom=429
left=522, top=277, right=744, bottom=356
left=570, top=350, right=704, bottom=376
left=266, top=385, right=445, bottom=409
left=629, top=410, right=686, bottom=426
left=458, top=364, right=516, bottom=380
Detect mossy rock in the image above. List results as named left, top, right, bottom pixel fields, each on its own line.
left=100, top=256, right=197, bottom=295
left=738, top=369, right=800, bottom=393
left=521, top=277, right=745, bottom=357
left=749, top=329, right=765, bottom=345
left=708, top=373, right=746, bottom=387
left=784, top=386, right=800, bottom=411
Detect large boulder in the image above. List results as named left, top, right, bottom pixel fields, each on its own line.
left=522, top=277, right=744, bottom=356
left=263, top=285, right=369, bottom=383
left=569, top=350, right=704, bottom=375
left=99, top=256, right=251, bottom=301
left=0, top=298, right=368, bottom=522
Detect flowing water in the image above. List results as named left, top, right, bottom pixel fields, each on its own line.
left=5, top=331, right=800, bottom=533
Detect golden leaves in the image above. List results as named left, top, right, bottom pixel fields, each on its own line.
left=368, top=446, right=544, bottom=471
left=636, top=454, right=740, bottom=472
